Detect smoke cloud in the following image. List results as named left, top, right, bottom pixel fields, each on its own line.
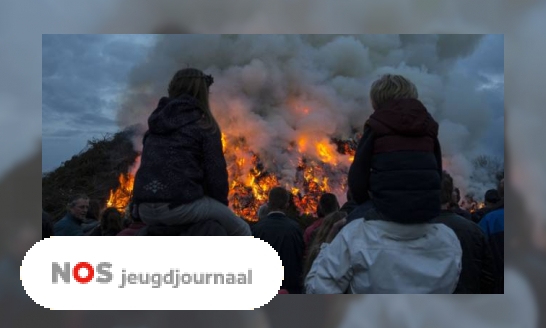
left=117, top=34, right=502, bottom=204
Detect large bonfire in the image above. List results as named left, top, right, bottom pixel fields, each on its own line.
left=44, top=36, right=505, bottom=222
left=105, top=131, right=358, bottom=222
left=44, top=126, right=499, bottom=222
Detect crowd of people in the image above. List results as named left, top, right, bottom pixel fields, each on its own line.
left=42, top=69, right=504, bottom=294
left=41, top=195, right=141, bottom=237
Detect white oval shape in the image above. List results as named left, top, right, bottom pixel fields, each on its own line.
left=21, top=237, right=283, bottom=310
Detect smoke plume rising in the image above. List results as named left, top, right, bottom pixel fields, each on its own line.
left=117, top=35, right=502, bottom=206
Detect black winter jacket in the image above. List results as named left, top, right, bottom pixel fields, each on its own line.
left=348, top=98, right=442, bottom=224
left=431, top=210, right=496, bottom=293
left=251, top=212, right=304, bottom=294
left=133, top=94, right=229, bottom=208
left=451, top=205, right=473, bottom=221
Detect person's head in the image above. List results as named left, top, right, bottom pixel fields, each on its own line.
left=86, top=199, right=101, bottom=221
left=317, top=193, right=340, bottom=218
left=313, top=211, right=347, bottom=248
left=484, top=189, right=501, bottom=207
left=303, top=211, right=347, bottom=279
left=42, top=210, right=54, bottom=239
left=369, top=74, right=419, bottom=110
left=267, top=187, right=290, bottom=212
left=167, top=68, right=218, bottom=132
left=100, top=207, right=123, bottom=235
left=452, top=187, right=461, bottom=206
left=67, top=194, right=90, bottom=221
left=441, top=171, right=454, bottom=207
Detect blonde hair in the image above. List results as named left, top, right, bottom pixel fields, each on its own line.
left=168, top=68, right=219, bottom=132
left=369, top=74, right=418, bottom=110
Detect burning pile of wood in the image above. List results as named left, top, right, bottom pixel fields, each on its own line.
left=42, top=123, right=358, bottom=225
left=223, top=134, right=357, bottom=221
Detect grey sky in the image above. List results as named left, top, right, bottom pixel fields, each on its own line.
left=457, top=34, right=504, bottom=157
left=41, top=34, right=504, bottom=173
left=0, top=0, right=124, bottom=176
left=42, top=34, right=155, bottom=172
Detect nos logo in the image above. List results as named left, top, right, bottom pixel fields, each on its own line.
left=52, top=262, right=113, bottom=284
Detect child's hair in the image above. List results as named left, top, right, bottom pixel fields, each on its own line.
left=302, top=211, right=347, bottom=282
left=168, top=68, right=219, bottom=132
left=370, top=74, right=418, bottom=110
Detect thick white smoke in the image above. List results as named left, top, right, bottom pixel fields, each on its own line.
left=117, top=34, right=502, bottom=204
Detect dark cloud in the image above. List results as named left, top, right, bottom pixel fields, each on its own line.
left=42, top=34, right=154, bottom=172
left=78, top=112, right=118, bottom=126
left=457, top=34, right=504, bottom=76
left=43, top=128, right=85, bottom=138
left=456, top=35, right=504, bottom=158
left=451, top=35, right=504, bottom=122
left=42, top=34, right=152, bottom=115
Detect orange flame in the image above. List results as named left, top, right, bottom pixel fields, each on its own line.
left=470, top=202, right=486, bottom=213
left=106, top=173, right=134, bottom=213
left=316, top=141, right=337, bottom=165
left=221, top=133, right=227, bottom=153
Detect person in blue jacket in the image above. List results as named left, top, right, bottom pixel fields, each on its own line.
left=54, top=194, right=94, bottom=236
left=478, top=178, right=504, bottom=293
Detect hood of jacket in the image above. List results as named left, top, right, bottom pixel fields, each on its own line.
left=147, top=94, right=204, bottom=135
left=367, top=98, right=439, bottom=137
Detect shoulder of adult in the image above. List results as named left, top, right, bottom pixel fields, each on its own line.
left=53, top=216, right=65, bottom=225
left=481, top=208, right=504, bottom=223
left=489, top=207, right=504, bottom=215
left=439, top=211, right=484, bottom=233
left=429, top=221, right=462, bottom=247
left=336, top=217, right=365, bottom=240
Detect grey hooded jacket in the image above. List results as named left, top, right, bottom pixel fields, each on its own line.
left=305, top=218, right=462, bottom=294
